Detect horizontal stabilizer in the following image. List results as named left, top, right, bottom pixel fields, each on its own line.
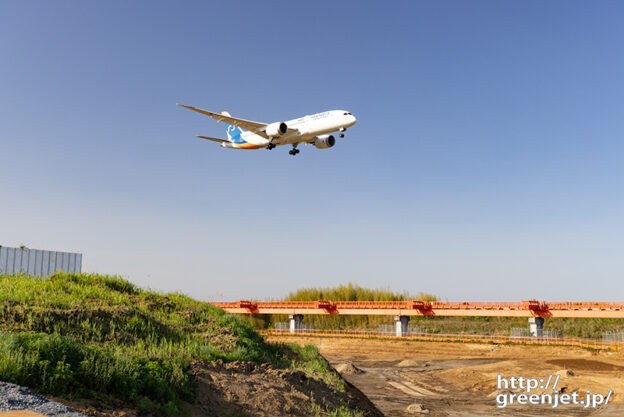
left=197, top=135, right=228, bottom=143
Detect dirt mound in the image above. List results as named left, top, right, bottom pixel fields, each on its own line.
left=335, top=362, right=365, bottom=374
left=397, top=359, right=421, bottom=367
left=555, top=369, right=575, bottom=377
left=186, top=359, right=383, bottom=417
left=406, top=403, right=429, bottom=414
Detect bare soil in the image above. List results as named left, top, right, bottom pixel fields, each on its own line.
left=184, top=359, right=383, bottom=417
left=51, top=359, right=383, bottom=417
left=44, top=396, right=137, bottom=417
left=267, top=336, right=624, bottom=417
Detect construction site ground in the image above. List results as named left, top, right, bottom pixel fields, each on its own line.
left=267, top=336, right=624, bottom=416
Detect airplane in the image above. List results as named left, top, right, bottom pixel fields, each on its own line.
left=177, top=104, right=357, bottom=156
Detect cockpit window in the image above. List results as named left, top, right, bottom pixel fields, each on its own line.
left=344, top=112, right=351, bottom=115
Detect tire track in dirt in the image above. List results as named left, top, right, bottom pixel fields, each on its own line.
left=268, top=336, right=624, bottom=416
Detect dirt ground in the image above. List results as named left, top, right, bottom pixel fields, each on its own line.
left=267, top=336, right=624, bottom=417
left=51, top=359, right=383, bottom=417
left=183, top=359, right=383, bottom=417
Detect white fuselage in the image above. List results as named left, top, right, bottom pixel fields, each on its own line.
left=226, top=110, right=357, bottom=148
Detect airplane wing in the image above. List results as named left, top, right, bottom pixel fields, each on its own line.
left=197, top=135, right=228, bottom=143
left=178, top=104, right=270, bottom=138
left=177, top=104, right=299, bottom=138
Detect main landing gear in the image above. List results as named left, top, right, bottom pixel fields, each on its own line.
left=266, top=143, right=276, bottom=150
left=288, top=144, right=300, bottom=156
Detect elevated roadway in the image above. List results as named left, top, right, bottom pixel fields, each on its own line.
left=210, top=300, right=624, bottom=319
left=211, top=300, right=624, bottom=337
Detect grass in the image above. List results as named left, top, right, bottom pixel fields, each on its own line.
left=311, top=398, right=365, bottom=417
left=0, top=273, right=356, bottom=417
left=282, top=282, right=430, bottom=302
left=287, top=343, right=345, bottom=391
left=0, top=332, right=191, bottom=415
left=0, top=273, right=274, bottom=360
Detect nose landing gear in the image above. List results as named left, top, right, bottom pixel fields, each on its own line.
left=339, top=127, right=346, bottom=138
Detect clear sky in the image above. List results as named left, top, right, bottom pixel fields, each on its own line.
left=1, top=1, right=623, bottom=301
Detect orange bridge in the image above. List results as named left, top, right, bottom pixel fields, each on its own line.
left=210, top=300, right=624, bottom=318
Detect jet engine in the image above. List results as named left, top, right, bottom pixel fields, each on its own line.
left=313, top=134, right=336, bottom=149
left=265, top=122, right=288, bottom=137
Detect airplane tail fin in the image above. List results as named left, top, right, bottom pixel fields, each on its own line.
left=223, top=111, right=244, bottom=143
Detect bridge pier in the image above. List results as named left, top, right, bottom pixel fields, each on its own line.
left=395, top=315, right=410, bottom=337
left=289, top=314, right=304, bottom=334
left=528, top=317, right=544, bottom=337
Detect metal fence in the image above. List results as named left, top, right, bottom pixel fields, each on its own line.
left=603, top=330, right=624, bottom=344
left=262, top=328, right=621, bottom=350
left=510, top=327, right=563, bottom=340
left=510, top=327, right=531, bottom=338
left=0, top=246, right=82, bottom=277
left=274, top=322, right=316, bottom=333
left=378, top=324, right=426, bottom=337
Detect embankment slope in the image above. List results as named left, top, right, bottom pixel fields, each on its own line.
left=0, top=273, right=381, bottom=417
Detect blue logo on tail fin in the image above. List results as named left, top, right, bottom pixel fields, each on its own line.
left=226, top=124, right=245, bottom=144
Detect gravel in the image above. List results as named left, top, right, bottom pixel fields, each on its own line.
left=0, top=382, right=87, bottom=417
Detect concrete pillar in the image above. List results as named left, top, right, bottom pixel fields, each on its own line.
left=289, top=314, right=304, bottom=334
left=394, top=315, right=410, bottom=337
left=528, top=317, right=544, bottom=337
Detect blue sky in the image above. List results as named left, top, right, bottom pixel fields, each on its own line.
left=1, top=1, right=623, bottom=301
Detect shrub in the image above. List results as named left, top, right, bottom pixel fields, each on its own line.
left=0, top=332, right=193, bottom=414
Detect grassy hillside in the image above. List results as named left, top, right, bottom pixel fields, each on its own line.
left=0, top=273, right=363, bottom=417
left=244, top=284, right=624, bottom=338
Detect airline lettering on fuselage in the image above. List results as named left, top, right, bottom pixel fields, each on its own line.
left=311, top=112, right=329, bottom=119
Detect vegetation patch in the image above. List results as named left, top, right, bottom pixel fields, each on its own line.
left=0, top=273, right=372, bottom=417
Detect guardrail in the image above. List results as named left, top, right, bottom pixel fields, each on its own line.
left=260, top=328, right=624, bottom=351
